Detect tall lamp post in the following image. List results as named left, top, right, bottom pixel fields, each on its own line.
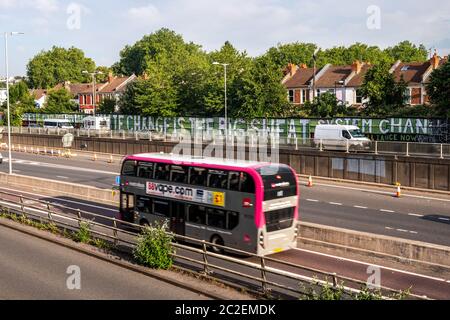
left=82, top=70, right=103, bottom=116
left=213, top=62, right=229, bottom=138
left=4, top=31, right=24, bottom=175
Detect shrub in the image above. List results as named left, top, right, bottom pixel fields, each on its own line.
left=133, top=222, right=174, bottom=270
left=75, top=221, right=91, bottom=244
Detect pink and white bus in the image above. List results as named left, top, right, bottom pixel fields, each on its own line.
left=119, top=153, right=299, bottom=256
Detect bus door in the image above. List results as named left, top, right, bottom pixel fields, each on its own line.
left=171, top=202, right=186, bottom=236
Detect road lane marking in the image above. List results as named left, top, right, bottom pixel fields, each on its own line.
left=438, top=217, right=450, bottom=222
left=397, top=229, right=408, bottom=233
left=408, top=213, right=424, bottom=217
left=329, top=202, right=343, bottom=206
left=380, top=209, right=395, bottom=213
left=56, top=176, right=69, bottom=179
left=385, top=227, right=394, bottom=230
left=354, top=205, right=368, bottom=209
left=0, top=186, right=117, bottom=212
left=306, top=199, right=319, bottom=202
left=311, top=182, right=450, bottom=203
left=409, top=231, right=418, bottom=234
left=293, top=247, right=448, bottom=282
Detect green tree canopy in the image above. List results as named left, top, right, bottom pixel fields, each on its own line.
left=304, top=92, right=354, bottom=118
left=360, top=61, right=408, bottom=116
left=426, top=60, right=450, bottom=116
left=97, top=97, right=117, bottom=114
left=27, top=46, right=96, bottom=89
left=44, top=88, right=77, bottom=114
left=0, top=81, right=37, bottom=125
left=384, top=41, right=428, bottom=63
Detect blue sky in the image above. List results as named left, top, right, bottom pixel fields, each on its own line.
left=0, top=0, right=449, bottom=76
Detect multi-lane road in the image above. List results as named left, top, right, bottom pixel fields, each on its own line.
left=2, top=151, right=450, bottom=246
left=0, top=224, right=210, bottom=300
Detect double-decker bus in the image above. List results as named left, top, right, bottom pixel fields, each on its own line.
left=119, top=153, right=299, bottom=256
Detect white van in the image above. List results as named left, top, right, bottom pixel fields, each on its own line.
left=43, top=119, right=74, bottom=129
left=313, top=124, right=371, bottom=151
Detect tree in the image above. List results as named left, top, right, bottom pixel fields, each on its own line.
left=360, top=61, right=408, bottom=116
left=384, top=41, right=428, bottom=63
left=97, top=97, right=117, bottom=114
left=426, top=60, right=450, bottom=116
left=27, top=46, right=96, bottom=89
left=44, top=88, right=77, bottom=114
left=0, top=82, right=37, bottom=126
left=95, top=66, right=113, bottom=83
left=304, top=92, right=353, bottom=118
left=261, top=42, right=318, bottom=69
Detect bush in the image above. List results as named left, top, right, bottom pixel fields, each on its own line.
left=133, top=222, right=174, bottom=270
left=75, top=221, right=91, bottom=244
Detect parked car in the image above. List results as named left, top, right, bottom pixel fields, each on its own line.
left=313, top=124, right=371, bottom=151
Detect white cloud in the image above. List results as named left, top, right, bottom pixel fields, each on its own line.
left=0, top=0, right=58, bottom=12
left=127, top=4, right=162, bottom=26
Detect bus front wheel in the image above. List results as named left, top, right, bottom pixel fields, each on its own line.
left=210, top=235, right=225, bottom=254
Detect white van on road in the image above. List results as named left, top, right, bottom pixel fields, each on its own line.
left=43, top=119, right=74, bottom=129
left=313, top=124, right=371, bottom=151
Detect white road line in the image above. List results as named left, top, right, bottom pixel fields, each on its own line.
left=354, top=205, right=368, bottom=209
left=408, top=213, right=424, bottom=217
left=8, top=158, right=117, bottom=175
left=380, top=209, right=395, bottom=213
left=313, top=182, right=450, bottom=203
left=385, top=227, right=394, bottom=230
left=329, top=202, right=343, bottom=206
left=0, top=186, right=117, bottom=212
left=56, top=176, right=69, bottom=179
left=409, top=231, right=418, bottom=234
left=397, top=229, right=408, bottom=233
left=438, top=217, right=450, bottom=221
left=293, top=247, right=448, bottom=282
left=306, top=199, right=319, bottom=202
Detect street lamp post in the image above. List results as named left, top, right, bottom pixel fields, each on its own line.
left=82, top=71, right=103, bottom=116
left=213, top=62, right=229, bottom=138
left=4, top=31, right=24, bottom=175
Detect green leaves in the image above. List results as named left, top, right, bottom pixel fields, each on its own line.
left=426, top=60, right=450, bottom=117
left=26, top=46, right=96, bottom=89
left=44, top=88, right=78, bottom=114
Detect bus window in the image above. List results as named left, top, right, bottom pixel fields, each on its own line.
left=188, top=205, right=206, bottom=225
left=227, top=212, right=239, bottom=230
left=207, top=208, right=226, bottom=229
left=171, top=165, right=188, bottom=184
left=137, top=162, right=154, bottom=179
left=189, top=167, right=207, bottom=186
left=208, top=170, right=228, bottom=189
left=229, top=172, right=240, bottom=191
left=240, top=172, right=255, bottom=193
left=257, top=165, right=297, bottom=200
left=154, top=163, right=170, bottom=181
left=122, top=160, right=137, bottom=177
left=153, top=200, right=170, bottom=217
left=136, top=196, right=152, bottom=214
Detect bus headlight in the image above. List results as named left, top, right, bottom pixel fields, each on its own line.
left=259, top=232, right=265, bottom=249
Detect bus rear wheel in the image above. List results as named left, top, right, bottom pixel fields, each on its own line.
left=210, top=235, right=225, bottom=254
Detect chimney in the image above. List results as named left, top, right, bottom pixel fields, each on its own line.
left=430, top=51, right=440, bottom=69
left=108, top=72, right=114, bottom=83
left=352, top=60, right=362, bottom=74
left=287, top=63, right=298, bottom=76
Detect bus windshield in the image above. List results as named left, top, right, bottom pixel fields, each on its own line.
left=256, top=165, right=297, bottom=201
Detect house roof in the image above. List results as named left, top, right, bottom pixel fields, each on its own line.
left=315, top=66, right=353, bottom=88
left=392, top=61, right=431, bottom=84
left=99, top=75, right=136, bottom=93
left=346, top=64, right=371, bottom=87
left=31, top=89, right=47, bottom=100
left=283, top=67, right=317, bottom=88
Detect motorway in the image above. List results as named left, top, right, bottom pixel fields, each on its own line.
left=1, top=151, right=450, bottom=246
left=0, top=224, right=208, bottom=300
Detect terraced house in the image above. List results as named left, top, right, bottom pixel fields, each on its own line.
left=283, top=52, right=448, bottom=108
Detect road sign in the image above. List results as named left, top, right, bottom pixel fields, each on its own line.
left=62, top=133, right=74, bottom=148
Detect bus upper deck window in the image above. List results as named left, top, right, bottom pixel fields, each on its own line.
left=171, top=165, right=188, bottom=183
left=229, top=172, right=240, bottom=191
left=137, top=162, right=154, bottom=179
left=208, top=170, right=228, bottom=189
left=122, top=160, right=137, bottom=176
left=240, top=173, right=255, bottom=193
left=154, top=163, right=170, bottom=181
left=189, top=167, right=207, bottom=186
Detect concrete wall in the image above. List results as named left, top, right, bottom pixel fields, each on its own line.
left=10, top=133, right=450, bottom=191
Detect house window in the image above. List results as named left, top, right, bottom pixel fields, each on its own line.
left=356, top=89, right=363, bottom=104
left=288, top=90, right=294, bottom=103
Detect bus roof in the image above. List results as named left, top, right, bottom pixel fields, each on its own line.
left=126, top=153, right=279, bottom=169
